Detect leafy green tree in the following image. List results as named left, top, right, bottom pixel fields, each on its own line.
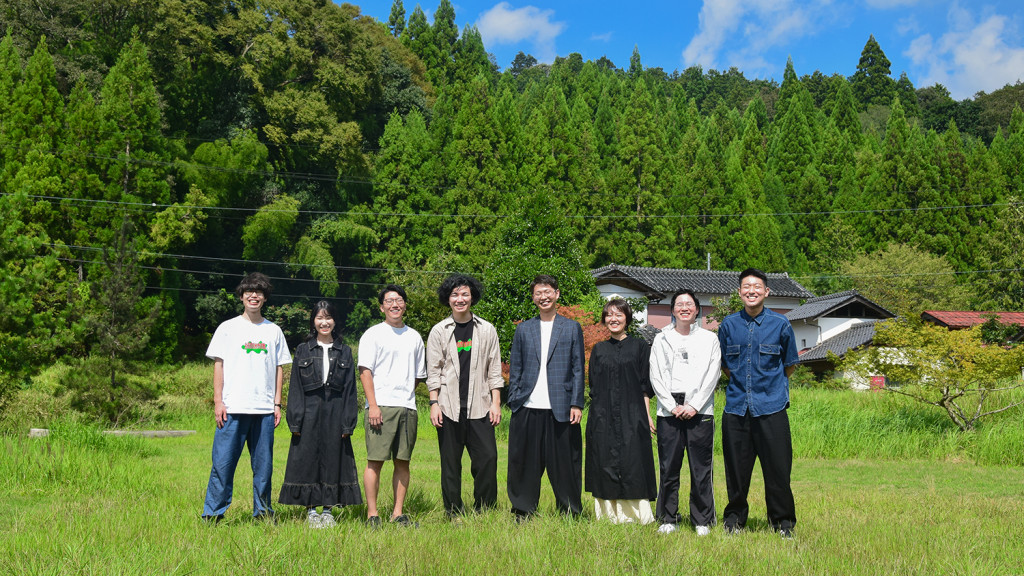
left=475, top=193, right=599, bottom=359
left=241, top=195, right=301, bottom=261
left=850, top=35, right=896, bottom=110
left=840, top=243, right=970, bottom=318
left=895, top=72, right=918, bottom=117
left=387, top=0, right=406, bottom=36
left=844, top=320, right=1024, bottom=432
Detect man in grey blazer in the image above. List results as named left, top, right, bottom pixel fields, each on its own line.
left=506, top=274, right=586, bottom=519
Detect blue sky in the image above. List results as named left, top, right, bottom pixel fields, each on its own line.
left=359, top=0, right=1024, bottom=100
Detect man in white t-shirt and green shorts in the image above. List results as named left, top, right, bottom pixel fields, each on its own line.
left=358, top=284, right=426, bottom=528
left=201, top=272, right=292, bottom=522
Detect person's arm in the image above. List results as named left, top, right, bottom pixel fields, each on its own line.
left=274, top=365, right=284, bottom=427
left=643, top=394, right=655, bottom=435
left=648, top=336, right=677, bottom=418
left=683, top=336, right=721, bottom=419
left=212, top=358, right=227, bottom=428
left=718, top=323, right=732, bottom=379
left=285, top=351, right=303, bottom=434
left=569, top=322, right=585, bottom=425
left=425, top=326, right=445, bottom=428
left=360, top=367, right=382, bottom=429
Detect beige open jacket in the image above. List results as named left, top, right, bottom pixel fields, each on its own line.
left=426, top=314, right=504, bottom=422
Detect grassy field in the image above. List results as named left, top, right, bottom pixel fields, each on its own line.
left=2, top=368, right=1024, bottom=575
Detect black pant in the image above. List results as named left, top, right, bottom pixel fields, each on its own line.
left=722, top=410, right=796, bottom=531
left=507, top=408, right=583, bottom=516
left=437, top=409, right=498, bottom=515
left=655, top=414, right=716, bottom=526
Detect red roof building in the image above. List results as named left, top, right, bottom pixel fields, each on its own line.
left=921, top=311, right=1024, bottom=329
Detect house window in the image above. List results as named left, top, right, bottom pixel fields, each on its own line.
left=801, top=339, right=807, bottom=348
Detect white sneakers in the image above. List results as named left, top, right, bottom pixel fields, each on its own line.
left=657, top=523, right=678, bottom=534
left=658, top=523, right=711, bottom=536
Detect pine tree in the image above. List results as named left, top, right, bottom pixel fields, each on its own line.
left=850, top=35, right=896, bottom=110
left=387, top=0, right=406, bottom=37
left=895, top=72, right=919, bottom=117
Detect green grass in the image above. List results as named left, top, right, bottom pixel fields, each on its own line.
left=2, top=365, right=1024, bottom=574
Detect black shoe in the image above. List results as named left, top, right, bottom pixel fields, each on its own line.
left=779, top=527, right=795, bottom=539
left=366, top=515, right=382, bottom=529
left=201, top=514, right=224, bottom=524
left=392, top=514, right=418, bottom=528
left=724, top=523, right=743, bottom=536
left=253, top=512, right=276, bottom=525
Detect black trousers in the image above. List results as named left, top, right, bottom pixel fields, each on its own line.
left=721, top=410, right=796, bottom=531
left=507, top=408, right=583, bottom=516
left=655, top=414, right=716, bottom=526
left=437, top=409, right=498, bottom=515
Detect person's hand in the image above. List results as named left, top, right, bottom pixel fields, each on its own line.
left=569, top=406, right=582, bottom=425
left=679, top=404, right=697, bottom=420
left=214, top=401, right=228, bottom=429
left=430, top=403, right=443, bottom=428
left=489, top=403, right=502, bottom=427
left=274, top=405, right=281, bottom=427
left=671, top=404, right=686, bottom=419
left=367, top=405, right=383, bottom=429
left=648, top=413, right=656, bottom=436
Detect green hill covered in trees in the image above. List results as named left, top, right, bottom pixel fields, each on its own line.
left=2, top=0, right=1024, bottom=410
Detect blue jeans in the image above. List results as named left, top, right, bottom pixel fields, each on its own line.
left=202, top=413, right=276, bottom=517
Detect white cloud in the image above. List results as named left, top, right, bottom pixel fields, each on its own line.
left=475, top=2, right=566, bottom=63
left=681, top=0, right=837, bottom=75
left=905, top=7, right=1024, bottom=98
left=591, top=32, right=614, bottom=43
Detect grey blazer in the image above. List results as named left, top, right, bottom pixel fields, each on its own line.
left=507, top=313, right=586, bottom=422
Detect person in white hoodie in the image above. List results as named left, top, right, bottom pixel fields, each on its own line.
left=649, top=289, right=721, bottom=536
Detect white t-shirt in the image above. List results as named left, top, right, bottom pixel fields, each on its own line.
left=206, top=315, right=292, bottom=414
left=358, top=322, right=426, bottom=410
left=524, top=320, right=554, bottom=410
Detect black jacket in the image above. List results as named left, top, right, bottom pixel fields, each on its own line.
left=286, top=339, right=357, bottom=435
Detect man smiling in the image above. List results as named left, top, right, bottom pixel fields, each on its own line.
left=717, top=268, right=800, bottom=538
left=358, top=284, right=426, bottom=528
left=506, top=274, right=586, bottom=519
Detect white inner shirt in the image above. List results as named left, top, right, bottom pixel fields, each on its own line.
left=524, top=319, right=554, bottom=410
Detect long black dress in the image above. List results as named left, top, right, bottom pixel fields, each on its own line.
left=585, top=336, right=657, bottom=501
left=279, top=339, right=362, bottom=507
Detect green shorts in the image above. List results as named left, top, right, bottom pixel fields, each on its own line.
left=365, top=406, right=418, bottom=461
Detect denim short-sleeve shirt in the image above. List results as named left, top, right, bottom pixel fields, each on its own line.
left=718, top=307, right=800, bottom=417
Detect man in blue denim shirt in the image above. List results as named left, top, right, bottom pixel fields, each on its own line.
left=717, top=268, right=800, bottom=538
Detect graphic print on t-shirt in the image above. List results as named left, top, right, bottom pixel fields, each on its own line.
left=241, top=340, right=269, bottom=354
left=456, top=338, right=472, bottom=353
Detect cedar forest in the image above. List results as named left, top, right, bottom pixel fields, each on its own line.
left=2, top=0, right=1024, bottom=414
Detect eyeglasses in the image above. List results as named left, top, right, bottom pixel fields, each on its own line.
left=242, top=291, right=264, bottom=297
left=383, top=297, right=405, bottom=305
left=533, top=289, right=557, bottom=297
left=741, top=283, right=766, bottom=292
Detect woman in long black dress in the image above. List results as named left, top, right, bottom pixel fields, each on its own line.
left=585, top=299, right=657, bottom=524
left=279, top=300, right=362, bottom=527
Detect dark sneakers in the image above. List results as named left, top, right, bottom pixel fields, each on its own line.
left=392, top=514, right=419, bottom=528
left=366, top=516, right=382, bottom=529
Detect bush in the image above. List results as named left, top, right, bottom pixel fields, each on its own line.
left=58, top=356, right=162, bottom=426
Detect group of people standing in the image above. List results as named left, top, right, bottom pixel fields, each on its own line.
left=199, top=267, right=799, bottom=538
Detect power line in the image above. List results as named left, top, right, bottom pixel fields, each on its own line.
left=14, top=193, right=1023, bottom=220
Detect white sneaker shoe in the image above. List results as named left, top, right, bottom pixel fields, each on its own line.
left=306, top=511, right=322, bottom=528
left=657, top=523, right=677, bottom=534
left=695, top=525, right=711, bottom=536
left=319, top=512, right=337, bottom=528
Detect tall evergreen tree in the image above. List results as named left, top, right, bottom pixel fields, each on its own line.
left=387, top=0, right=406, bottom=37
left=850, top=35, right=896, bottom=110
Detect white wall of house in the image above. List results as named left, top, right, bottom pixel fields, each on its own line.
left=596, top=283, right=650, bottom=324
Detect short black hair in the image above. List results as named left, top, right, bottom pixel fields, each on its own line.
left=738, top=267, right=768, bottom=288
left=530, top=274, right=559, bottom=293
left=307, top=300, right=340, bottom=342
left=670, top=289, right=701, bottom=311
left=378, top=283, right=408, bottom=304
left=235, top=272, right=273, bottom=299
left=438, top=274, right=482, bottom=306
left=602, top=298, right=633, bottom=326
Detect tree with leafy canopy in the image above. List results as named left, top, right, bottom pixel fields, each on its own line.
left=387, top=0, right=406, bottom=37
left=849, top=35, right=895, bottom=110
left=475, top=193, right=600, bottom=360
left=840, top=243, right=970, bottom=319
left=843, top=319, right=1024, bottom=432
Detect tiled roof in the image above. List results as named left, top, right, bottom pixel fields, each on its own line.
left=785, top=290, right=896, bottom=322
left=591, top=264, right=815, bottom=299
left=921, top=310, right=1024, bottom=329
left=798, top=321, right=879, bottom=363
